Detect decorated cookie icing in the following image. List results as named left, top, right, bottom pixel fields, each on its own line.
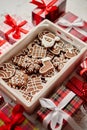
left=39, top=57, right=54, bottom=75
left=0, top=63, right=15, bottom=79
left=38, top=31, right=60, bottom=48
left=63, top=44, right=79, bottom=58
left=8, top=70, right=28, bottom=88
left=49, top=40, right=64, bottom=55
left=13, top=55, right=42, bottom=74
left=28, top=44, right=47, bottom=59
left=20, top=75, right=43, bottom=102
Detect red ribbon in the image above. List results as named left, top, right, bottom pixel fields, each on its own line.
left=80, top=58, right=87, bottom=75
left=82, top=83, right=87, bottom=98
left=4, top=15, right=29, bottom=40
left=30, top=0, right=58, bottom=15
left=0, top=104, right=25, bottom=130
left=66, top=76, right=87, bottom=102
left=0, top=39, right=6, bottom=46
left=82, top=36, right=87, bottom=42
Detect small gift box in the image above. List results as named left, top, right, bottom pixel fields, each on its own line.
left=76, top=57, right=87, bottom=80
left=0, top=103, right=38, bottom=130
left=0, top=14, right=33, bottom=44
left=37, top=85, right=83, bottom=130
left=0, top=36, right=12, bottom=56
left=30, top=0, right=66, bottom=25
left=56, top=12, right=87, bottom=42
left=66, top=76, right=87, bottom=102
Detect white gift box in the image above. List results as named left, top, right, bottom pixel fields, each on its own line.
left=0, top=37, right=12, bottom=58
left=0, top=20, right=87, bottom=113
left=0, top=14, right=33, bottom=44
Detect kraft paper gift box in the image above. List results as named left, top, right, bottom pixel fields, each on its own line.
left=37, top=85, right=83, bottom=130
left=30, top=0, right=66, bottom=25
left=0, top=14, right=33, bottom=44
left=0, top=103, right=38, bottom=130
left=56, top=12, right=87, bottom=43
left=0, top=36, right=12, bottom=57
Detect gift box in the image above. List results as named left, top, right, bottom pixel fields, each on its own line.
left=0, top=103, right=38, bottom=130
left=37, top=85, right=83, bottom=130
left=30, top=0, right=66, bottom=25
left=56, top=12, right=87, bottom=43
left=76, top=57, right=87, bottom=80
left=0, top=36, right=12, bottom=56
left=0, top=14, right=33, bottom=44
left=66, top=76, right=87, bottom=102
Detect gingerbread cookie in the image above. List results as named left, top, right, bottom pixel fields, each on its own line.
left=49, top=40, right=64, bottom=55
left=63, top=44, right=79, bottom=58
left=28, top=44, right=47, bottom=59
left=39, top=58, right=54, bottom=76
left=0, top=63, right=15, bottom=80
left=65, top=49, right=78, bottom=58
left=8, top=70, right=28, bottom=89
left=20, top=75, right=43, bottom=102
left=38, top=30, right=50, bottom=41
left=52, top=53, right=69, bottom=71
left=12, top=55, right=26, bottom=67
left=38, top=30, right=60, bottom=48
left=13, top=55, right=42, bottom=74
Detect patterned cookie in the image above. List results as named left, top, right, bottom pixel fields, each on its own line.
left=39, top=58, right=54, bottom=76
left=52, top=53, right=69, bottom=71
left=0, top=63, right=15, bottom=80
left=65, top=49, right=79, bottom=58
left=20, top=75, right=43, bottom=102
left=38, top=30, right=60, bottom=48
left=63, top=44, right=79, bottom=58
left=38, top=30, right=50, bottom=41
left=12, top=55, right=25, bottom=67
left=28, top=44, right=47, bottom=59
left=12, top=55, right=42, bottom=74
left=8, top=70, right=28, bottom=89
left=49, top=40, right=64, bottom=55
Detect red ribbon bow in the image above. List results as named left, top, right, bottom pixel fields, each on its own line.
left=0, top=39, right=6, bottom=46
left=82, top=83, right=87, bottom=98
left=30, top=0, right=58, bottom=15
left=80, top=58, right=87, bottom=75
left=0, top=104, right=25, bottom=130
left=4, top=15, right=28, bottom=40
left=66, top=76, right=87, bottom=102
